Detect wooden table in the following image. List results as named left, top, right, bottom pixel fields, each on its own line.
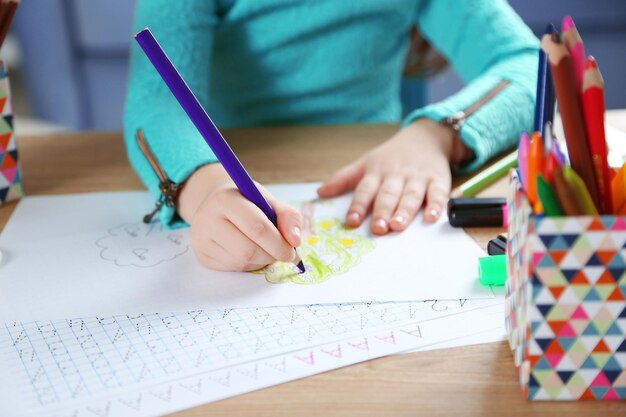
left=5, top=115, right=626, bottom=416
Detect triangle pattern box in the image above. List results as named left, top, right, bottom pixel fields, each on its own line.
left=506, top=172, right=626, bottom=400
left=0, top=60, right=23, bottom=205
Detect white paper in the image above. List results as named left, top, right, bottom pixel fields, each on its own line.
left=0, top=298, right=503, bottom=417
left=0, top=184, right=491, bottom=321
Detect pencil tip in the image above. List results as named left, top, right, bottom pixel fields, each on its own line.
left=296, top=260, right=305, bottom=274
left=545, top=23, right=556, bottom=34
left=530, top=131, right=543, bottom=142
left=586, top=55, right=597, bottom=69
left=562, top=16, right=575, bottom=32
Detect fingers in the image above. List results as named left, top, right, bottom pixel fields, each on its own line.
left=423, top=178, right=451, bottom=223
left=389, top=179, right=426, bottom=232
left=216, top=220, right=275, bottom=269
left=271, top=198, right=303, bottom=248
left=227, top=198, right=296, bottom=263
left=317, top=159, right=365, bottom=198
left=345, top=173, right=381, bottom=227
left=196, top=252, right=231, bottom=271
left=348, top=174, right=450, bottom=234
left=371, top=176, right=404, bottom=235
left=190, top=183, right=301, bottom=272
left=191, top=219, right=274, bottom=271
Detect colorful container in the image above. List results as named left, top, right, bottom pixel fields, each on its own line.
left=506, top=171, right=626, bottom=400
left=0, top=59, right=22, bottom=204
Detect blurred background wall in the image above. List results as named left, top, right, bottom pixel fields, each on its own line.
left=6, top=0, right=626, bottom=133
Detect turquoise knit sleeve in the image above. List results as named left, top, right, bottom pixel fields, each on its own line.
left=406, top=0, right=539, bottom=172
left=123, top=0, right=218, bottom=227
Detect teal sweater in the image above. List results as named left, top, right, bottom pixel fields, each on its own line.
left=124, top=0, right=538, bottom=226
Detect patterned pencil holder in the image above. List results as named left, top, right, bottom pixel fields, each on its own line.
left=505, top=171, right=626, bottom=400
left=0, top=59, right=22, bottom=203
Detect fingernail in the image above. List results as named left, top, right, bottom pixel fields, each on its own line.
left=427, top=207, right=440, bottom=219
left=374, top=218, right=388, bottom=230
left=292, top=226, right=301, bottom=239
left=347, top=212, right=361, bottom=224
left=392, top=215, right=405, bottom=225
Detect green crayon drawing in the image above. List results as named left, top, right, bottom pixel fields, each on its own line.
left=257, top=217, right=374, bottom=285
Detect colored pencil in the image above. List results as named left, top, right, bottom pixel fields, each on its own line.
left=0, top=3, right=8, bottom=25
left=562, top=16, right=586, bottom=90
left=542, top=121, right=554, bottom=156
left=0, top=0, right=19, bottom=49
left=518, top=132, right=530, bottom=192
left=550, top=140, right=566, bottom=167
left=562, top=166, right=599, bottom=215
left=451, top=151, right=517, bottom=197
left=134, top=28, right=305, bottom=273
left=582, top=56, right=612, bottom=214
left=541, top=31, right=600, bottom=209
left=553, top=167, right=584, bottom=215
left=543, top=148, right=560, bottom=185
left=454, top=151, right=517, bottom=197
left=534, top=24, right=556, bottom=135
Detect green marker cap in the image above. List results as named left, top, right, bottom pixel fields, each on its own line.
left=478, top=255, right=507, bottom=286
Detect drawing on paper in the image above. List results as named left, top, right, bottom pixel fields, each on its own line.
left=257, top=200, right=374, bottom=285
left=96, top=222, right=189, bottom=267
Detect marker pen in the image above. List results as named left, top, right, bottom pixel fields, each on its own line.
left=487, top=234, right=507, bottom=255
left=447, top=198, right=508, bottom=228
left=478, top=255, right=507, bottom=286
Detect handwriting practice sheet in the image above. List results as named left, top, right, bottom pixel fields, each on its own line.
left=0, top=298, right=504, bottom=417
left=0, top=184, right=491, bottom=321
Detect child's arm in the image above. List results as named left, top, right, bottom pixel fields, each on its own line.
left=124, top=0, right=219, bottom=227
left=319, top=0, right=537, bottom=233
left=409, top=0, right=539, bottom=171
left=124, top=1, right=302, bottom=271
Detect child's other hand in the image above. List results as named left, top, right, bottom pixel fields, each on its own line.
left=177, top=164, right=302, bottom=271
left=317, top=119, right=472, bottom=235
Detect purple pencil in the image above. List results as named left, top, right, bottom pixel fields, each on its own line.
left=135, top=28, right=304, bottom=273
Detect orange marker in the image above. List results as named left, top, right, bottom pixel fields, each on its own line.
left=612, top=163, right=626, bottom=215
left=582, top=56, right=612, bottom=214
left=527, top=132, right=544, bottom=206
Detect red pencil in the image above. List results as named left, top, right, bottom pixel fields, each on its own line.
left=582, top=56, right=612, bottom=214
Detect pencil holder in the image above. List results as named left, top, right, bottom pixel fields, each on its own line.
left=505, top=171, right=626, bottom=400
left=0, top=59, right=22, bottom=204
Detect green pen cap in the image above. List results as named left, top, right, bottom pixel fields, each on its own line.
left=478, top=255, right=507, bottom=286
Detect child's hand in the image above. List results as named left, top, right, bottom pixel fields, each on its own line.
left=177, top=164, right=302, bottom=271
left=318, top=119, right=472, bottom=235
